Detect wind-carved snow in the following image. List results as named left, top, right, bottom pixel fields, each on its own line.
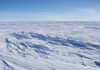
left=0, top=21, right=100, bottom=70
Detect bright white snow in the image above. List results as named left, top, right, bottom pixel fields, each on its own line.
left=0, top=21, right=100, bottom=70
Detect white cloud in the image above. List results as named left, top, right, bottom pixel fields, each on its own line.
left=0, top=8, right=100, bottom=21
left=80, top=8, right=98, bottom=15
left=63, top=7, right=100, bottom=21
left=0, top=12, right=71, bottom=21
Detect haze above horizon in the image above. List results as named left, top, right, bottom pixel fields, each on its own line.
left=0, top=0, right=100, bottom=21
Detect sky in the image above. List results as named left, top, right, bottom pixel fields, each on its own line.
left=0, top=0, right=100, bottom=21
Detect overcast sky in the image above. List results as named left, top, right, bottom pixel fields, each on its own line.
left=0, top=0, right=100, bottom=21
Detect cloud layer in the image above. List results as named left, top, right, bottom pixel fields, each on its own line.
left=0, top=7, right=100, bottom=21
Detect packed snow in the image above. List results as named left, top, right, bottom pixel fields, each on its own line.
left=0, top=21, right=100, bottom=70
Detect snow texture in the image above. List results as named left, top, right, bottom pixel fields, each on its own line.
left=0, top=21, right=100, bottom=70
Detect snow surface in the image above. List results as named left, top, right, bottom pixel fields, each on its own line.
left=0, top=21, right=100, bottom=70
